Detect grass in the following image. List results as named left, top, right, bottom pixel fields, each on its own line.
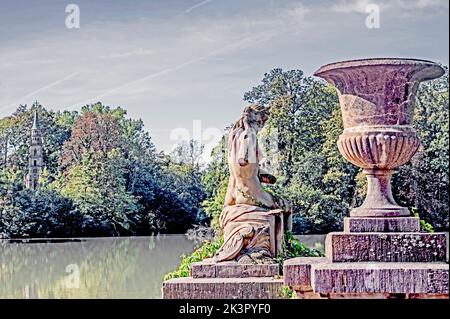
left=163, top=237, right=224, bottom=280
left=276, top=231, right=324, bottom=266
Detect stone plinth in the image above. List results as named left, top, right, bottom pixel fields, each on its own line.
left=191, top=260, right=280, bottom=278
left=283, top=258, right=449, bottom=297
left=344, top=217, right=420, bottom=232
left=283, top=257, right=327, bottom=290
left=312, top=262, right=449, bottom=294
left=326, top=232, right=447, bottom=262
left=163, top=277, right=283, bottom=299
left=163, top=261, right=283, bottom=299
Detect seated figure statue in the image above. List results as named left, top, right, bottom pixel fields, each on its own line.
left=214, top=104, right=292, bottom=264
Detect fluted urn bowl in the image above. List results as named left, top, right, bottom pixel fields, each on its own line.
left=314, top=58, right=444, bottom=217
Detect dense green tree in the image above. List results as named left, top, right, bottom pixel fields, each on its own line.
left=394, top=67, right=449, bottom=229
left=203, top=67, right=448, bottom=233
left=0, top=168, right=76, bottom=238
left=242, top=69, right=353, bottom=232
left=0, top=102, right=210, bottom=237
left=201, top=134, right=229, bottom=230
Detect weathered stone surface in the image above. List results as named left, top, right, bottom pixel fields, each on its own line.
left=191, top=259, right=280, bottom=278
left=314, top=58, right=445, bottom=218
left=214, top=105, right=292, bottom=263
left=312, top=262, right=449, bottom=294
left=326, top=232, right=447, bottom=262
left=407, top=293, right=449, bottom=299
left=295, top=291, right=324, bottom=299
left=344, top=217, right=420, bottom=233
left=314, top=58, right=444, bottom=128
left=163, top=277, right=283, bottom=299
left=327, top=293, right=406, bottom=299
left=283, top=257, right=328, bottom=290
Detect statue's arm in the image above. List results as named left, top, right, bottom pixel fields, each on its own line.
left=224, top=174, right=236, bottom=206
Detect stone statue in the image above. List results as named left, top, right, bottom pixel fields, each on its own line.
left=214, top=104, right=292, bottom=264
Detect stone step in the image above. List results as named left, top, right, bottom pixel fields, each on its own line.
left=190, top=259, right=280, bottom=278
left=312, top=262, right=449, bottom=294
left=326, top=232, right=447, bottom=262
left=163, top=277, right=283, bottom=299
left=283, top=257, right=328, bottom=290
left=344, top=217, right=420, bottom=232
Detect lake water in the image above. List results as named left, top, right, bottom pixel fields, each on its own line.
left=0, top=234, right=325, bottom=299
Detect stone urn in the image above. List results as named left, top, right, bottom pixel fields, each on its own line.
left=314, top=58, right=444, bottom=217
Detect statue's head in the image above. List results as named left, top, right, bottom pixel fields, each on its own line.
left=233, top=104, right=270, bottom=132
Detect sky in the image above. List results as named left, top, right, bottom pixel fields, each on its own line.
left=0, top=0, right=448, bottom=155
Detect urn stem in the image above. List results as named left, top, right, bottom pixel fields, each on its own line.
left=351, top=169, right=410, bottom=217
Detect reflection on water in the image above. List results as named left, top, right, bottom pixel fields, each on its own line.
left=0, top=234, right=325, bottom=299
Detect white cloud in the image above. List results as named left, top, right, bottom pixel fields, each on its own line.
left=414, top=0, right=449, bottom=9
left=331, top=0, right=376, bottom=13
left=330, top=0, right=449, bottom=13
left=99, top=49, right=154, bottom=59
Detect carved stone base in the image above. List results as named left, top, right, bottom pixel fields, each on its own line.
left=327, top=293, right=449, bottom=299
left=163, top=277, right=283, bottom=299
left=351, top=206, right=410, bottom=217
left=191, top=259, right=280, bottom=278
left=283, top=257, right=449, bottom=296
left=283, top=257, right=328, bottom=290
left=163, top=261, right=283, bottom=299
left=344, top=217, right=420, bottom=233
left=313, top=262, right=449, bottom=294
left=326, top=232, right=447, bottom=262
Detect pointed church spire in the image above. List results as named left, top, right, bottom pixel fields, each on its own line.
left=32, top=110, right=41, bottom=130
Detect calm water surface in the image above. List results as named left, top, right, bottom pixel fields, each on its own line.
left=0, top=234, right=325, bottom=299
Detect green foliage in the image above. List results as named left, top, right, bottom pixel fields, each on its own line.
left=393, top=67, right=449, bottom=230
left=201, top=135, right=229, bottom=230
left=276, top=231, right=323, bottom=265
left=241, top=67, right=448, bottom=233
left=202, top=180, right=228, bottom=231
left=0, top=102, right=207, bottom=238
left=0, top=171, right=76, bottom=238
left=242, top=69, right=359, bottom=233
left=164, top=237, right=224, bottom=280
left=411, top=207, right=435, bottom=233
left=279, top=285, right=296, bottom=299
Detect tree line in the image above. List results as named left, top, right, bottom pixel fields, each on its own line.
left=0, top=66, right=448, bottom=238
left=0, top=103, right=207, bottom=237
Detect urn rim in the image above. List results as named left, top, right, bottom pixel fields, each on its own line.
left=314, top=57, right=444, bottom=80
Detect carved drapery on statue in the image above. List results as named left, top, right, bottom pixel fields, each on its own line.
left=214, top=104, right=292, bottom=264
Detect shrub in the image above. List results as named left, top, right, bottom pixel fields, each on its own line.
left=163, top=237, right=224, bottom=280
left=276, top=231, right=324, bottom=265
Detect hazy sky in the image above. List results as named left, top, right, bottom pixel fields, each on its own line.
left=0, top=0, right=448, bottom=154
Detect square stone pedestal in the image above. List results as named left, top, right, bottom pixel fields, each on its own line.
left=163, top=260, right=283, bottom=299
left=283, top=217, right=449, bottom=299
left=163, top=276, right=283, bottom=299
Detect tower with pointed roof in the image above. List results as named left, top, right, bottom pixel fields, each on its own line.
left=25, top=110, right=44, bottom=190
